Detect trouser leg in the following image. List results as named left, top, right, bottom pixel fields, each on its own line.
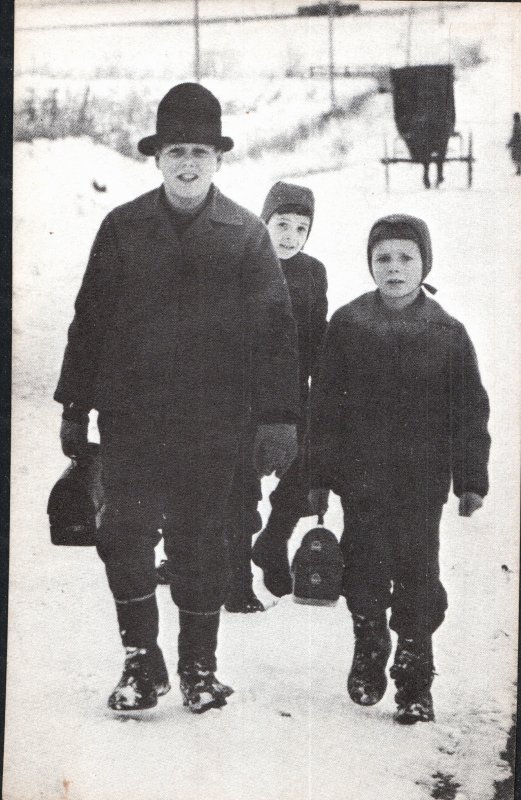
left=96, top=414, right=163, bottom=648
left=388, top=501, right=447, bottom=639
left=163, top=427, right=239, bottom=613
left=224, top=430, right=262, bottom=597
left=340, top=496, right=393, bottom=618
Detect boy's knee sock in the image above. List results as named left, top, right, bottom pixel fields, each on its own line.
left=177, top=609, right=220, bottom=673
left=114, top=592, right=159, bottom=649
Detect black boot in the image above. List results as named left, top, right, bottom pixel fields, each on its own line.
left=179, top=662, right=232, bottom=713
left=178, top=611, right=233, bottom=714
left=251, top=523, right=293, bottom=597
left=108, top=646, right=170, bottom=711
left=390, top=636, right=435, bottom=724
left=225, top=590, right=265, bottom=613
left=347, top=613, right=392, bottom=706
left=108, top=592, right=170, bottom=710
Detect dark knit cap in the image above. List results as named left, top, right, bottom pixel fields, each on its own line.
left=138, top=83, right=234, bottom=156
left=261, top=182, right=315, bottom=233
left=367, top=214, right=436, bottom=292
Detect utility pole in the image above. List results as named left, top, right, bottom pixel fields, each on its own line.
left=194, top=0, right=201, bottom=81
left=328, top=0, right=336, bottom=111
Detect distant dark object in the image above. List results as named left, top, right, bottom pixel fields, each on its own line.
left=47, top=443, right=104, bottom=546
left=382, top=64, right=474, bottom=190
left=391, top=64, right=455, bottom=161
left=501, top=564, right=511, bottom=573
left=92, top=180, right=107, bottom=192
left=297, top=2, right=360, bottom=17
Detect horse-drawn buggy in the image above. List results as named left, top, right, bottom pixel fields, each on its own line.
left=381, top=64, right=474, bottom=190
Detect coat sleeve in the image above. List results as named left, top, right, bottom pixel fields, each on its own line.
left=308, top=261, right=328, bottom=378
left=245, top=223, right=300, bottom=424
left=54, top=214, right=121, bottom=410
left=450, top=324, right=491, bottom=498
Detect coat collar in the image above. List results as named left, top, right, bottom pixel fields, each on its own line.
left=206, top=185, right=243, bottom=226
left=152, top=184, right=243, bottom=226
left=147, top=184, right=243, bottom=250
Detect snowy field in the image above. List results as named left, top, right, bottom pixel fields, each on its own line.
left=5, top=3, right=521, bottom=800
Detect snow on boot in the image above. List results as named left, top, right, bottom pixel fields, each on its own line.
left=108, top=647, right=158, bottom=711
left=179, top=661, right=233, bottom=714
left=390, top=636, right=435, bottom=724
left=347, top=613, right=392, bottom=706
left=251, top=530, right=292, bottom=597
left=224, top=590, right=265, bottom=613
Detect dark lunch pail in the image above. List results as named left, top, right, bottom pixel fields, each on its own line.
left=291, top=526, right=344, bottom=606
left=47, top=443, right=104, bottom=546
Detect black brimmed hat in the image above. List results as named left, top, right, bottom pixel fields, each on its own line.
left=138, top=83, right=234, bottom=156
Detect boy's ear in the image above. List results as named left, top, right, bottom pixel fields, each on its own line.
left=215, top=151, right=223, bottom=171
left=154, top=152, right=160, bottom=168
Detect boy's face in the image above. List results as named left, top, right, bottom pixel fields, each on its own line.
left=371, top=239, right=423, bottom=302
left=156, top=143, right=222, bottom=207
left=266, top=212, right=310, bottom=260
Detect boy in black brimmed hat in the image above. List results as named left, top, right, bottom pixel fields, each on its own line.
left=55, top=83, right=299, bottom=714
left=308, top=214, right=490, bottom=724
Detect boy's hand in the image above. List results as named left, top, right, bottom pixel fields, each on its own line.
left=458, top=492, right=484, bottom=517
left=253, top=424, right=297, bottom=478
left=308, top=488, right=329, bottom=518
left=60, top=415, right=89, bottom=458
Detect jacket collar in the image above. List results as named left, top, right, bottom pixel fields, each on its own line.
left=207, top=185, right=243, bottom=226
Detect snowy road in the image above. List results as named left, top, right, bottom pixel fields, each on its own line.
left=5, top=9, right=521, bottom=797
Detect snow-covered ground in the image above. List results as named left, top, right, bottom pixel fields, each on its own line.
left=5, top=4, right=521, bottom=800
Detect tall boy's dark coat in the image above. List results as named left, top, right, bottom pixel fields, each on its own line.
left=310, top=290, right=490, bottom=502
left=55, top=185, right=299, bottom=427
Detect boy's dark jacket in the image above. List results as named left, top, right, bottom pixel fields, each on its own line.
left=281, top=252, right=328, bottom=401
left=310, top=290, right=490, bottom=502
left=55, top=185, right=300, bottom=426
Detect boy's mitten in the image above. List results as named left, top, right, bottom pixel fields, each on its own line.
left=60, top=412, right=89, bottom=458
left=307, top=488, right=330, bottom=518
left=458, top=492, right=483, bottom=517
left=253, top=424, right=297, bottom=478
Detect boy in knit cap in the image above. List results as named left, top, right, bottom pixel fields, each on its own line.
left=309, top=214, right=490, bottom=723
left=250, top=181, right=329, bottom=600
